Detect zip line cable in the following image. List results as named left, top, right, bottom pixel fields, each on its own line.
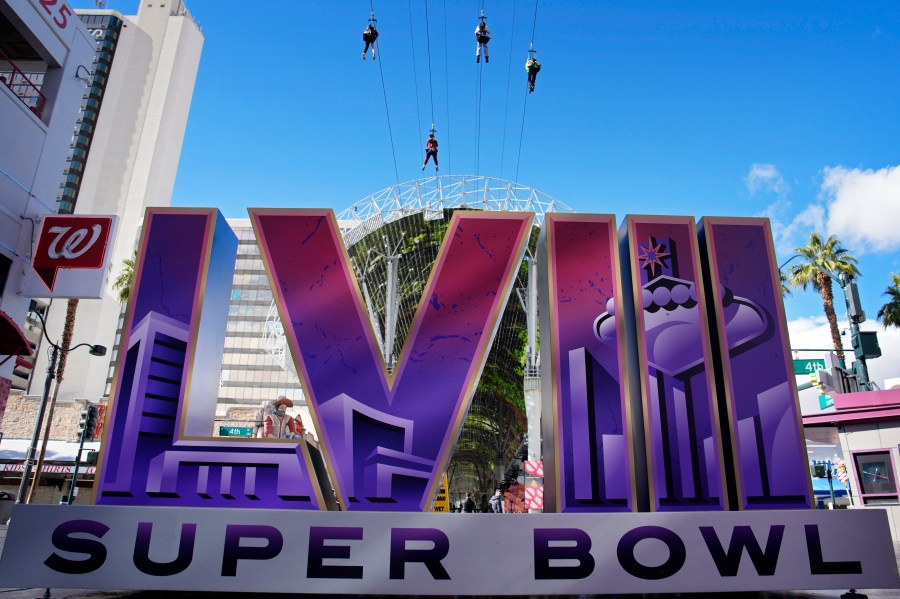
left=370, top=3, right=400, bottom=186
left=529, top=0, right=538, bottom=44
left=514, top=0, right=539, bottom=184
left=423, top=0, right=436, bottom=127
left=407, top=0, right=424, bottom=150
left=442, top=0, right=452, bottom=173
left=475, top=60, right=484, bottom=178
left=499, top=0, right=518, bottom=179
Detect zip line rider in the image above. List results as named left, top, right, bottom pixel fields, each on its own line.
left=475, top=14, right=491, bottom=63
left=363, top=14, right=378, bottom=60
left=526, top=55, right=541, bottom=93
left=422, top=131, right=439, bottom=171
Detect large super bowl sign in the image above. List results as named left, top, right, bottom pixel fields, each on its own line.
left=1, top=208, right=897, bottom=594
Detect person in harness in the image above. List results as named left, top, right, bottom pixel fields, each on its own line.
left=363, top=20, right=379, bottom=60
left=422, top=131, right=439, bottom=171
left=475, top=20, right=491, bottom=63
left=526, top=55, right=541, bottom=93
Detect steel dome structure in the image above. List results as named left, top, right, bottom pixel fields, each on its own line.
left=265, top=176, right=572, bottom=508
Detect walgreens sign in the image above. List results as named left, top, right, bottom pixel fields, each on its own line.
left=0, top=208, right=896, bottom=594
left=24, top=215, right=118, bottom=298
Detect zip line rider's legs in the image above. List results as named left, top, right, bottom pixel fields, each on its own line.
left=528, top=70, right=537, bottom=92
left=363, top=39, right=376, bottom=60
left=476, top=40, right=489, bottom=63
left=422, top=150, right=438, bottom=171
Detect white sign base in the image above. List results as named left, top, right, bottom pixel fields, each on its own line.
left=0, top=505, right=896, bottom=595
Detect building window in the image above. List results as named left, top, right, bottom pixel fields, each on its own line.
left=853, top=450, right=898, bottom=505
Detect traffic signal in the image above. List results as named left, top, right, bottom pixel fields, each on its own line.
left=78, top=404, right=100, bottom=441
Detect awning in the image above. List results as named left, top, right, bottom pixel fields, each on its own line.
left=0, top=309, right=30, bottom=357
left=812, top=478, right=848, bottom=497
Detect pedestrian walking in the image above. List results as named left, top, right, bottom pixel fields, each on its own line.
left=489, top=489, right=504, bottom=513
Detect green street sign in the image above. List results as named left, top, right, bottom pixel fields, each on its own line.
left=818, top=394, right=834, bottom=409
left=219, top=426, right=254, bottom=438
left=793, top=358, right=826, bottom=375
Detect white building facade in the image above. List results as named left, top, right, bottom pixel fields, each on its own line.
left=32, top=0, right=203, bottom=403
left=0, top=0, right=94, bottom=423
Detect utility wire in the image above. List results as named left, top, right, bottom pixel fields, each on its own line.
left=423, top=0, right=436, bottom=126
left=442, top=0, right=451, bottom=173
left=514, top=0, right=539, bottom=184
left=475, top=60, right=484, bottom=178
left=407, top=0, right=424, bottom=150
left=371, top=2, right=400, bottom=187
left=499, top=0, right=518, bottom=179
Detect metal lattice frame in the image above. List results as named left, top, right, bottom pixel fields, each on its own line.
left=336, top=175, right=571, bottom=246
left=264, top=176, right=572, bottom=508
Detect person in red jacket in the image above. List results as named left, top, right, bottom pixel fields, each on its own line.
left=422, top=132, right=439, bottom=171
left=264, top=396, right=303, bottom=439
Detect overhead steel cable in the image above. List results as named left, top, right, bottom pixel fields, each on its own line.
left=499, top=0, right=518, bottom=179
left=370, top=1, right=400, bottom=186
left=475, top=59, right=484, bottom=178
left=514, top=0, right=539, bottom=184
left=423, top=0, right=436, bottom=127
left=442, top=0, right=452, bottom=173
left=408, top=0, right=424, bottom=150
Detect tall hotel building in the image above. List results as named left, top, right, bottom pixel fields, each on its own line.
left=0, top=0, right=94, bottom=422
left=32, top=1, right=203, bottom=403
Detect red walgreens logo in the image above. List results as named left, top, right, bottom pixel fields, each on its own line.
left=33, top=216, right=113, bottom=291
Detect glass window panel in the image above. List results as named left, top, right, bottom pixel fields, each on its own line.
left=855, top=452, right=897, bottom=496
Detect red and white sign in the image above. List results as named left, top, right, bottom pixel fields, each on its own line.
left=524, top=481, right=544, bottom=510
left=524, top=459, right=543, bottom=477
left=24, top=215, right=119, bottom=299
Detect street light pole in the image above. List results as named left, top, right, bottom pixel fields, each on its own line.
left=838, top=273, right=871, bottom=391
left=778, top=254, right=875, bottom=391
left=15, top=345, right=58, bottom=504
left=14, top=311, right=106, bottom=504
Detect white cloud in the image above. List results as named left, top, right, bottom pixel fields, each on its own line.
left=822, top=164, right=900, bottom=252
left=746, top=163, right=788, bottom=197
left=744, top=163, right=819, bottom=254
left=787, top=315, right=900, bottom=390
left=770, top=204, right=826, bottom=255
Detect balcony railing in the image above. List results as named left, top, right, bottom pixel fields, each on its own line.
left=0, top=47, right=46, bottom=118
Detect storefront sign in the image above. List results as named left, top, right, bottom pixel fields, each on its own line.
left=0, top=463, right=96, bottom=475
left=24, top=215, right=119, bottom=298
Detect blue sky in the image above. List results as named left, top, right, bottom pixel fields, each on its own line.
left=75, top=1, right=900, bottom=381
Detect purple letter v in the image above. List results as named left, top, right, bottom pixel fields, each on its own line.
left=252, top=210, right=533, bottom=511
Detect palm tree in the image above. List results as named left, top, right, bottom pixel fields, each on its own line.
left=112, top=252, right=136, bottom=303
left=779, top=270, right=791, bottom=297
left=787, top=233, right=860, bottom=360
left=877, top=274, right=900, bottom=328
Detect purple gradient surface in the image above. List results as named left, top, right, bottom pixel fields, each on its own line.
left=96, top=209, right=322, bottom=510
left=252, top=210, right=533, bottom=511
left=543, top=215, right=633, bottom=512
left=627, top=217, right=725, bottom=511
left=700, top=218, right=812, bottom=509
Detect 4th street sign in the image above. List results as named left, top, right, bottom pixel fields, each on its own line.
left=794, top=358, right=827, bottom=375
